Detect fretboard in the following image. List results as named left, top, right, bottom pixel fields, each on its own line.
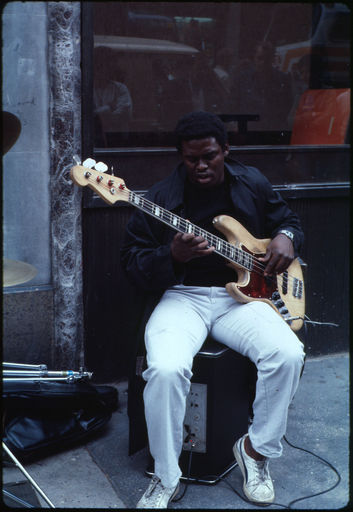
left=128, top=191, right=253, bottom=271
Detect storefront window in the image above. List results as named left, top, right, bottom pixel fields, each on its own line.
left=92, top=2, right=350, bottom=148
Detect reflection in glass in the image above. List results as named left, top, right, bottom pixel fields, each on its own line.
left=93, top=2, right=350, bottom=148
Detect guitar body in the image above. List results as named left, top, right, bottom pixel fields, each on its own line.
left=213, top=215, right=305, bottom=331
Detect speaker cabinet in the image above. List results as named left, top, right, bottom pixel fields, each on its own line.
left=179, top=338, right=255, bottom=482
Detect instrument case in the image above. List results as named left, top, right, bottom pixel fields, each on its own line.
left=3, top=380, right=118, bottom=461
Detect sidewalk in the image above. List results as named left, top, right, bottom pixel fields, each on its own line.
left=2, top=352, right=350, bottom=509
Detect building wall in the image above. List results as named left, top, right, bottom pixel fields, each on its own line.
left=3, top=2, right=54, bottom=365
left=3, top=2, right=83, bottom=370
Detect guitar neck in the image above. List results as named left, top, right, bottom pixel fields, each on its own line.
left=128, top=190, right=253, bottom=271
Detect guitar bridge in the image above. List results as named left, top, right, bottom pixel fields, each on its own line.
left=292, top=278, right=303, bottom=299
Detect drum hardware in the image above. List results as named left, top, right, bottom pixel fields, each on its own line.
left=2, top=111, right=21, bottom=154
left=3, top=112, right=52, bottom=506
left=3, top=362, right=93, bottom=508
left=4, top=362, right=48, bottom=370
left=3, top=363, right=93, bottom=383
left=3, top=441, right=55, bottom=508
left=3, top=258, right=37, bottom=288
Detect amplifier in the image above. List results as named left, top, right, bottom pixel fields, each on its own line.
left=179, top=338, right=255, bottom=483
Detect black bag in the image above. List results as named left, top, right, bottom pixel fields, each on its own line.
left=2, top=380, right=118, bottom=461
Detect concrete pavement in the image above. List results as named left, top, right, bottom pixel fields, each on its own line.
left=2, top=352, right=350, bottom=509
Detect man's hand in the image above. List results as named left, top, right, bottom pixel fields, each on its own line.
left=171, top=232, right=215, bottom=263
left=258, top=234, right=294, bottom=276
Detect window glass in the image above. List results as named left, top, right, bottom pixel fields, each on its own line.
left=93, top=2, right=350, bottom=148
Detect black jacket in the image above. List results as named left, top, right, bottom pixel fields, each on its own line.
left=120, top=157, right=304, bottom=454
left=121, top=157, right=303, bottom=291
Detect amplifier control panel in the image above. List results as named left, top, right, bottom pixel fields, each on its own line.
left=183, top=383, right=207, bottom=453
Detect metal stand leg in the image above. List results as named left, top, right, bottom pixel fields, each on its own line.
left=3, top=488, right=35, bottom=508
left=3, top=361, right=93, bottom=507
left=3, top=441, right=55, bottom=508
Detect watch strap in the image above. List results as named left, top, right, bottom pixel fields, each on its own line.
left=277, top=229, right=294, bottom=242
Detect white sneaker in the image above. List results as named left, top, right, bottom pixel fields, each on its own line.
left=136, top=475, right=180, bottom=509
left=233, top=434, right=275, bottom=504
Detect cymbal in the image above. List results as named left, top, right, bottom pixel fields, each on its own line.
left=3, top=258, right=37, bottom=287
left=2, top=111, right=21, bottom=154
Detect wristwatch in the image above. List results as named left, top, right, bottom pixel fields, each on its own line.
left=277, top=229, right=294, bottom=242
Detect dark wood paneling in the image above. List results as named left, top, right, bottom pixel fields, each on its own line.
left=286, top=195, right=350, bottom=355
left=82, top=205, right=136, bottom=382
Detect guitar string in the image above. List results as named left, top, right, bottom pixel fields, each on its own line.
left=82, top=173, right=303, bottom=291
left=133, top=193, right=301, bottom=291
left=85, top=174, right=302, bottom=290
left=126, top=190, right=302, bottom=291
left=96, top=177, right=265, bottom=276
left=135, top=193, right=263, bottom=272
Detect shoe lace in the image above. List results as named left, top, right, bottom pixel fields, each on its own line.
left=248, top=459, right=270, bottom=487
left=145, top=476, right=166, bottom=504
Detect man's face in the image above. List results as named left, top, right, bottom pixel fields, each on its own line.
left=181, top=137, right=229, bottom=188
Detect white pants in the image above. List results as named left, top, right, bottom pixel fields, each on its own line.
left=142, top=285, right=305, bottom=488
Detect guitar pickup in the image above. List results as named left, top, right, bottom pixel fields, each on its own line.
left=282, top=271, right=288, bottom=295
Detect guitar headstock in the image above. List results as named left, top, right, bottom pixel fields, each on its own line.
left=70, top=159, right=129, bottom=205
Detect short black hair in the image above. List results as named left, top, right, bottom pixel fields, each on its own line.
left=175, top=111, right=228, bottom=151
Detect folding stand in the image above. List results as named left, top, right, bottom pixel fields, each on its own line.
left=2, top=362, right=93, bottom=508
left=3, top=441, right=55, bottom=508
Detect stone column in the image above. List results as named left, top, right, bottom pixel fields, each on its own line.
left=47, top=2, right=84, bottom=368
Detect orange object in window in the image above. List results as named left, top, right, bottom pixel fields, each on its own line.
left=291, top=89, right=350, bottom=144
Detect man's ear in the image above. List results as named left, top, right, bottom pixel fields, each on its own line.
left=223, top=143, right=230, bottom=157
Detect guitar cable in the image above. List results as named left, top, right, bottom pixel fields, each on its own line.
left=222, top=339, right=343, bottom=509
left=173, top=434, right=342, bottom=508
left=304, top=314, right=339, bottom=328
left=172, top=440, right=194, bottom=503
left=172, top=331, right=343, bottom=508
left=222, top=435, right=342, bottom=509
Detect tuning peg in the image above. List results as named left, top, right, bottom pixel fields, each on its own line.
left=95, top=161, right=108, bottom=172
left=73, top=154, right=82, bottom=165
left=82, top=158, right=96, bottom=169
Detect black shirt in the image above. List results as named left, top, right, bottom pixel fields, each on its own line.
left=183, top=174, right=237, bottom=286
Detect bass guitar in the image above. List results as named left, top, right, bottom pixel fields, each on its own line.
left=70, top=160, right=305, bottom=331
